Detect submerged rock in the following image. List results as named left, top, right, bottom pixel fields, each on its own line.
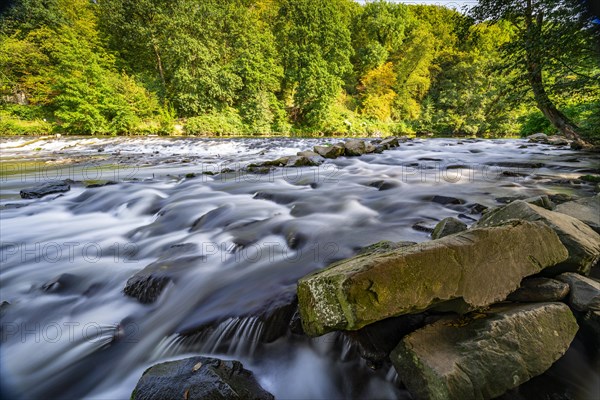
left=20, top=181, right=71, bottom=199
left=297, top=220, right=568, bottom=336
left=431, top=217, right=467, bottom=239
left=131, top=356, right=274, bottom=400
left=391, top=302, right=578, bottom=400
left=507, top=277, right=570, bottom=302
left=123, top=244, right=201, bottom=304
left=474, top=201, right=600, bottom=275
left=554, top=194, right=600, bottom=233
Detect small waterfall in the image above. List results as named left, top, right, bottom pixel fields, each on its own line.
left=151, top=317, right=265, bottom=360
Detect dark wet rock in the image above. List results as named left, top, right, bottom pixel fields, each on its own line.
left=490, top=161, right=545, bottom=169
left=412, top=222, right=435, bottom=233
left=391, top=303, right=578, bottom=400
left=501, top=170, right=529, bottom=178
left=124, top=244, right=202, bottom=304
left=253, top=191, right=297, bottom=205
left=507, top=277, right=570, bottom=302
left=495, top=195, right=527, bottom=204
left=131, top=356, right=274, bottom=400
left=41, top=273, right=79, bottom=293
left=246, top=165, right=273, bottom=174
left=298, top=220, right=568, bottom=336
left=313, top=145, right=345, bottom=159
left=191, top=205, right=235, bottom=231
left=346, top=314, right=426, bottom=368
left=557, top=273, right=600, bottom=312
left=474, top=201, right=600, bottom=275
left=457, top=213, right=477, bottom=222
left=0, top=301, right=10, bottom=317
left=523, top=195, right=555, bottom=210
left=554, top=195, right=600, bottom=233
left=430, top=195, right=465, bottom=205
left=20, top=181, right=71, bottom=199
left=1, top=203, right=28, bottom=209
left=344, top=140, right=367, bottom=156
left=431, top=217, right=467, bottom=239
left=469, top=203, right=488, bottom=214
left=367, top=180, right=398, bottom=191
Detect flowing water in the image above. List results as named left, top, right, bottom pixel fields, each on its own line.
left=0, top=137, right=598, bottom=399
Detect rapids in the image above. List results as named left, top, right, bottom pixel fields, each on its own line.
left=0, top=137, right=598, bottom=399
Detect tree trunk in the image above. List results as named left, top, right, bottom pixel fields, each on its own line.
left=151, top=38, right=167, bottom=93
left=524, top=0, right=583, bottom=141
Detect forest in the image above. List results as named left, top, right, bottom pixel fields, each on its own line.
left=0, top=0, right=599, bottom=141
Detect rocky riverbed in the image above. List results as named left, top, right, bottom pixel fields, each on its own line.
left=0, top=135, right=599, bottom=399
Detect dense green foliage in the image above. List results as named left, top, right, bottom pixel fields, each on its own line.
left=1, top=0, right=598, bottom=138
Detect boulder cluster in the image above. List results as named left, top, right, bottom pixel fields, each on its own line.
left=298, top=196, right=600, bottom=400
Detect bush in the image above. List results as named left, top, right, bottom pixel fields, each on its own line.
left=184, top=108, right=246, bottom=136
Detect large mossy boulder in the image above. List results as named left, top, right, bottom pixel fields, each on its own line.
left=474, top=200, right=600, bottom=275
left=131, top=356, right=273, bottom=400
left=297, top=220, right=568, bottom=336
left=391, top=303, right=578, bottom=400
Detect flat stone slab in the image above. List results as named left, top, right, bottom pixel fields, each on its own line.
left=298, top=220, right=568, bottom=336
left=391, top=303, right=578, bottom=400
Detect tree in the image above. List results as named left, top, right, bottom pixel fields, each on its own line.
left=274, top=0, right=354, bottom=129
left=471, top=0, right=600, bottom=141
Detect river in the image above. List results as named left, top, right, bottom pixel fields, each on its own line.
left=0, top=137, right=598, bottom=399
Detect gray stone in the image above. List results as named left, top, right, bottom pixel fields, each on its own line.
left=507, top=277, right=570, bottom=302
left=297, top=220, right=568, bottom=336
left=380, top=136, right=399, bottom=148
left=344, top=140, right=367, bottom=156
left=391, top=302, right=578, bottom=400
left=557, top=272, right=600, bottom=312
left=286, top=155, right=322, bottom=167
left=313, top=145, right=345, bottom=159
left=474, top=201, right=600, bottom=275
left=295, top=151, right=325, bottom=166
left=20, top=181, right=71, bottom=199
left=131, top=356, right=274, bottom=400
left=431, top=217, right=467, bottom=239
left=555, top=195, right=600, bottom=233
left=527, top=133, right=548, bottom=143
left=546, top=135, right=570, bottom=145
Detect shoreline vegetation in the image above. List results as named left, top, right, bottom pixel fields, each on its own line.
left=1, top=0, right=599, bottom=142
